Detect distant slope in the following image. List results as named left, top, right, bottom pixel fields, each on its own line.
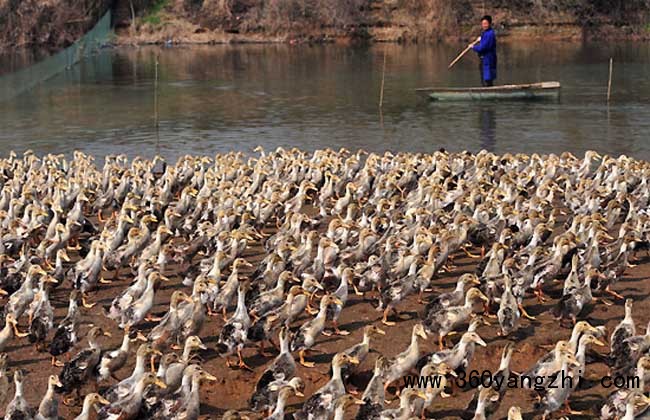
left=0, top=0, right=112, bottom=50
left=2, top=0, right=650, bottom=50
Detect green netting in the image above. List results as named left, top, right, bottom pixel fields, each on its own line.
left=0, top=10, right=113, bottom=102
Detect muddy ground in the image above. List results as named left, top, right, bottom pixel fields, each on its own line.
left=1, top=212, right=649, bottom=420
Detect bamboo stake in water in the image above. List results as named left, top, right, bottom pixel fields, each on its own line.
left=379, top=49, right=387, bottom=108
left=607, top=57, right=613, bottom=103
left=154, top=55, right=159, bottom=129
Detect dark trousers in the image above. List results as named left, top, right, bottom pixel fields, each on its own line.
left=479, top=59, right=494, bottom=86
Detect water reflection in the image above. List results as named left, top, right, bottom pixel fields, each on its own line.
left=479, top=106, right=497, bottom=152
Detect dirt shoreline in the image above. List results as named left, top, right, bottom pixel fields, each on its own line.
left=112, top=23, right=650, bottom=47
left=2, top=201, right=649, bottom=420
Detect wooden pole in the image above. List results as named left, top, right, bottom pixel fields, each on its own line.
left=379, top=49, right=387, bottom=108
left=154, top=55, right=159, bottom=129
left=607, top=57, right=613, bottom=103
left=448, top=38, right=479, bottom=69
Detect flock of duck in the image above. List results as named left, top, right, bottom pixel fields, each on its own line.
left=0, top=148, right=649, bottom=419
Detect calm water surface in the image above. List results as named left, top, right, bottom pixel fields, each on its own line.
left=1, top=42, right=649, bottom=161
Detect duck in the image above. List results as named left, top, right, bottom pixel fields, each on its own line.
left=383, top=324, right=428, bottom=394
left=609, top=298, right=635, bottom=373
left=3, top=264, right=45, bottom=320
left=332, top=394, right=363, bottom=420
left=27, top=275, right=58, bottom=350
left=337, top=325, right=386, bottom=383
left=471, top=386, right=501, bottom=420
left=293, top=353, right=359, bottom=420
left=600, top=356, right=650, bottom=420
left=612, top=319, right=650, bottom=377
left=216, top=283, right=252, bottom=370
left=250, top=272, right=299, bottom=320
left=250, top=326, right=297, bottom=413
left=119, top=271, right=169, bottom=329
left=177, top=279, right=212, bottom=340
left=73, top=393, right=110, bottom=420
left=410, top=362, right=457, bottom=418
left=423, top=273, right=480, bottom=318
left=147, top=291, right=193, bottom=347
left=552, top=267, right=601, bottom=326
left=356, top=356, right=391, bottom=419
left=425, top=288, right=489, bottom=349
left=325, top=266, right=353, bottom=335
left=49, top=290, right=81, bottom=366
left=379, top=257, right=423, bottom=326
left=497, top=275, right=520, bottom=336
left=263, top=384, right=304, bottom=420
left=35, top=375, right=63, bottom=420
left=522, top=340, right=574, bottom=388
left=104, top=262, right=155, bottom=321
left=103, top=343, right=161, bottom=403
left=57, top=326, right=111, bottom=404
left=0, top=313, right=27, bottom=352
left=100, top=372, right=167, bottom=420
left=620, top=391, right=650, bottom=420
left=164, top=336, right=207, bottom=394
left=3, top=369, right=34, bottom=419
left=212, top=258, right=253, bottom=320
left=378, top=388, right=426, bottom=420
left=72, top=240, right=107, bottom=307
left=98, top=326, right=135, bottom=382
left=291, top=294, right=343, bottom=367
left=465, top=343, right=514, bottom=416
left=534, top=349, right=582, bottom=420
left=423, top=322, right=487, bottom=372
left=170, top=368, right=217, bottom=420
left=507, top=406, right=523, bottom=420
left=0, top=353, right=8, bottom=409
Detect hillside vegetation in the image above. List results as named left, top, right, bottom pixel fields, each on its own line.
left=1, top=0, right=650, bottom=50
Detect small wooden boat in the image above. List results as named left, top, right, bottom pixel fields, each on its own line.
left=416, top=81, right=561, bottom=101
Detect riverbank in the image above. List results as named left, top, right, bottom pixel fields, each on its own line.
left=2, top=0, right=650, bottom=51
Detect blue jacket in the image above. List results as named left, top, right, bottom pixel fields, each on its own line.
left=473, top=28, right=497, bottom=81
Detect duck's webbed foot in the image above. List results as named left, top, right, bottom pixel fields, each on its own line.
left=381, top=308, right=396, bottom=326
left=604, top=286, right=624, bottom=300
left=518, top=303, right=537, bottom=320
left=81, top=293, right=96, bottom=308
left=299, top=349, right=315, bottom=368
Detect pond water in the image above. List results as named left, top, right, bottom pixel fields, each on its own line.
left=1, top=42, right=649, bottom=161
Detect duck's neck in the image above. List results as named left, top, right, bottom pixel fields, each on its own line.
left=119, top=333, right=130, bottom=352
left=398, top=392, right=411, bottom=410
left=133, top=378, right=150, bottom=399
left=279, top=335, right=290, bottom=355
left=454, top=280, right=465, bottom=293
left=623, top=306, right=633, bottom=324
left=78, top=397, right=94, bottom=419
left=67, top=296, right=78, bottom=318
left=498, top=351, right=512, bottom=372
left=14, top=379, right=23, bottom=399
left=409, top=331, right=420, bottom=353
left=233, top=288, right=247, bottom=320
left=88, top=336, right=101, bottom=351
left=43, top=381, right=56, bottom=405
left=270, top=392, right=288, bottom=417
left=332, top=363, right=343, bottom=382
left=362, top=332, right=371, bottom=347
left=335, top=275, right=348, bottom=295
left=133, top=353, right=147, bottom=377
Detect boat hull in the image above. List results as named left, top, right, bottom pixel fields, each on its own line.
left=417, top=82, right=561, bottom=101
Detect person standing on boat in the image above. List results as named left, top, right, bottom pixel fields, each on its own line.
left=471, top=15, right=497, bottom=87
